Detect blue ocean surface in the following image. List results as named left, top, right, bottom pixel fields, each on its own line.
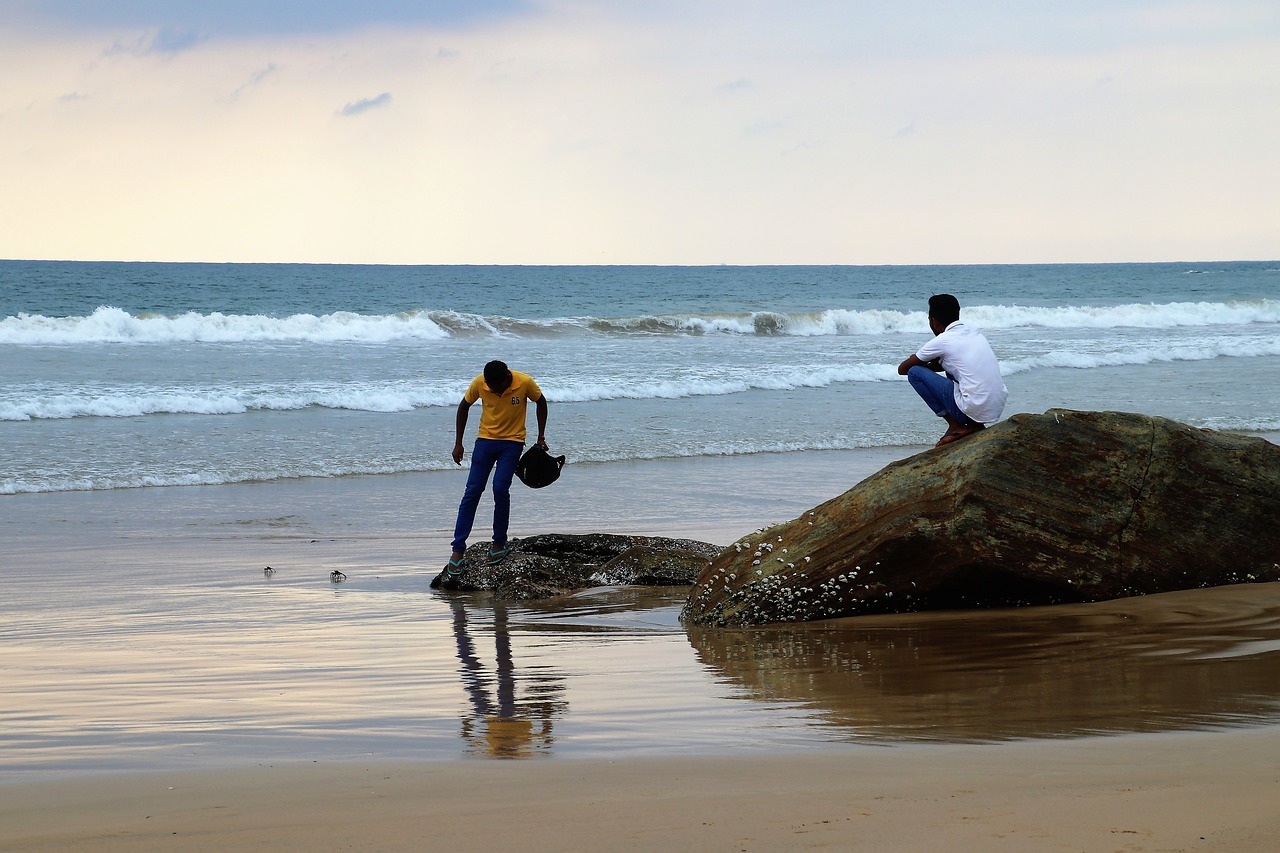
left=2, top=260, right=1278, bottom=494
left=4, top=261, right=1280, bottom=774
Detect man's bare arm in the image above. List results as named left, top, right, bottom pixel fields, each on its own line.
left=897, top=354, right=942, bottom=375
left=535, top=396, right=549, bottom=449
left=452, top=399, right=472, bottom=464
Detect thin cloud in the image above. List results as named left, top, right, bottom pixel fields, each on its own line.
left=17, top=1, right=533, bottom=38
left=717, top=78, right=753, bottom=94
left=338, top=92, right=392, bottom=117
left=781, top=140, right=821, bottom=157
left=229, top=64, right=279, bottom=101
left=3, top=1, right=1276, bottom=265
left=743, top=119, right=786, bottom=138
left=103, top=27, right=205, bottom=56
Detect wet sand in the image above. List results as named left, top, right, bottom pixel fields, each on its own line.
left=3, top=446, right=1280, bottom=850
left=4, top=730, right=1280, bottom=852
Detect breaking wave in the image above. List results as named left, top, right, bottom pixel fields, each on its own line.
left=1, top=366, right=900, bottom=421
left=3, top=300, right=1277, bottom=345
left=8, top=330, right=1280, bottom=421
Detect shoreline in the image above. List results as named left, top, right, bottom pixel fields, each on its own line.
left=1, top=446, right=919, bottom=555
left=5, top=444, right=1280, bottom=850
left=4, top=728, right=1279, bottom=851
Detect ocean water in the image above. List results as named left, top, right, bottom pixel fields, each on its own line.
left=2, top=260, right=1279, bottom=494
left=4, top=260, right=1280, bottom=773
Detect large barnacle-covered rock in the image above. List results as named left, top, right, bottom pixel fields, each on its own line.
left=681, top=410, right=1280, bottom=627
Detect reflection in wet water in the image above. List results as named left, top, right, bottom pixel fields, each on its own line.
left=685, top=583, right=1280, bottom=742
left=450, top=602, right=567, bottom=758
left=4, top=554, right=1280, bottom=773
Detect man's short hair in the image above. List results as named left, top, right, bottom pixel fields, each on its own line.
left=484, top=360, right=511, bottom=389
left=928, top=294, right=961, bottom=326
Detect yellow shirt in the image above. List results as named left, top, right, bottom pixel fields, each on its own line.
left=464, top=370, right=543, bottom=442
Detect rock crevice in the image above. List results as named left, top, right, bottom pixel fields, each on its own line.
left=1111, top=418, right=1156, bottom=549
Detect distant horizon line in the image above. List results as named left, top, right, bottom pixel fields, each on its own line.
left=3, top=257, right=1278, bottom=268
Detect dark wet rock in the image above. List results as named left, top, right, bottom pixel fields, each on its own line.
left=681, top=410, right=1280, bottom=627
left=595, top=545, right=717, bottom=586
left=432, top=533, right=718, bottom=600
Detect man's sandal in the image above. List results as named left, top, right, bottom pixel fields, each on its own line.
left=431, top=557, right=464, bottom=590
left=486, top=547, right=510, bottom=566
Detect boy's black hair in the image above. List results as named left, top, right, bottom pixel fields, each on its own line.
left=928, top=294, right=961, bottom=325
left=483, top=360, right=511, bottom=389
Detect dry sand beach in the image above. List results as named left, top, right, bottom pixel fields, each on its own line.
left=4, top=447, right=1280, bottom=851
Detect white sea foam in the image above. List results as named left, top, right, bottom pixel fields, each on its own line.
left=0, top=384, right=461, bottom=421
left=1, top=365, right=902, bottom=421
left=1001, top=335, right=1280, bottom=375
left=964, top=301, right=1280, bottom=331
left=0, top=435, right=906, bottom=494
left=1199, top=416, right=1280, bottom=433
left=0, top=459, right=437, bottom=495
left=599, top=301, right=1280, bottom=337
left=8, top=330, right=1280, bottom=421
left=3, top=300, right=1276, bottom=345
left=0, top=306, right=456, bottom=345
left=552, top=364, right=901, bottom=404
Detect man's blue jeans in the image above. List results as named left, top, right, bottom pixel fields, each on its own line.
left=451, top=438, right=523, bottom=553
left=907, top=366, right=982, bottom=428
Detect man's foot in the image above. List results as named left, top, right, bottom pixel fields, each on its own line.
left=936, top=423, right=984, bottom=447
left=430, top=555, right=465, bottom=590
left=486, top=545, right=510, bottom=566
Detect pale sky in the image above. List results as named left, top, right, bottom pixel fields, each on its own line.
left=2, top=0, right=1278, bottom=264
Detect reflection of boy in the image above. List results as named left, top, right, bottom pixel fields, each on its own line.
left=450, top=602, right=562, bottom=758
left=897, top=294, right=1007, bottom=447
left=440, top=360, right=548, bottom=587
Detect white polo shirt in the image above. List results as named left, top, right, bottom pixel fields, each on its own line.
left=916, top=321, right=1008, bottom=424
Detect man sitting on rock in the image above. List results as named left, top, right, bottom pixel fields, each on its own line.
left=897, top=294, right=1008, bottom=447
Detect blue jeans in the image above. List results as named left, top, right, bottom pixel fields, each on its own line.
left=451, top=439, right=523, bottom=553
left=907, top=366, right=982, bottom=428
